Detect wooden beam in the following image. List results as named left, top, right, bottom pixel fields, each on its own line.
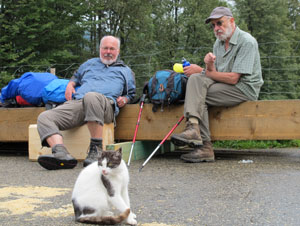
left=115, top=104, right=185, bottom=140
left=2, top=100, right=300, bottom=142
left=209, top=100, right=300, bottom=140
left=28, top=123, right=114, bottom=161
left=0, top=107, right=45, bottom=142
left=115, top=100, right=300, bottom=141
left=50, top=68, right=56, bottom=75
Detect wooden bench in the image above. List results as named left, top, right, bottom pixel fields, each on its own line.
left=1, top=100, right=300, bottom=160
left=115, top=100, right=300, bottom=141
left=0, top=107, right=45, bottom=142
left=28, top=123, right=114, bottom=161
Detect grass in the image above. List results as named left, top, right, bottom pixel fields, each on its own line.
left=213, top=140, right=300, bottom=149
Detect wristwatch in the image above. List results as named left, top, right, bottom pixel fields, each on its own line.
left=201, top=69, right=206, bottom=75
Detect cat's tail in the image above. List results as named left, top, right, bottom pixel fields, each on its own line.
left=78, top=208, right=130, bottom=225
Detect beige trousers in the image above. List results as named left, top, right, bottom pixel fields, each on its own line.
left=37, top=92, right=114, bottom=146
left=184, top=73, right=250, bottom=142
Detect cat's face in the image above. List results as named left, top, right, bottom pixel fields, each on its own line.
left=98, top=148, right=122, bottom=176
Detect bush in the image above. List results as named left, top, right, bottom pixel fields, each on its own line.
left=213, top=140, right=300, bottom=149
left=0, top=71, right=15, bottom=89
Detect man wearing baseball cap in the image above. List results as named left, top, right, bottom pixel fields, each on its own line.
left=171, top=7, right=264, bottom=163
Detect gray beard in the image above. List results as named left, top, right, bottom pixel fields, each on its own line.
left=101, top=58, right=116, bottom=65
left=215, top=25, right=233, bottom=41
left=100, top=54, right=117, bottom=65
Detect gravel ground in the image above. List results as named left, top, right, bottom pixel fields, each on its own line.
left=0, top=147, right=300, bottom=226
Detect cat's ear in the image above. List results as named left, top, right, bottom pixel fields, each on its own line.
left=116, top=147, right=122, bottom=154
left=96, top=146, right=103, bottom=153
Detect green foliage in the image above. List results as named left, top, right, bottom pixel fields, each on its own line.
left=0, top=0, right=86, bottom=82
left=1, top=0, right=300, bottom=148
left=213, top=140, right=300, bottom=149
left=0, top=71, right=15, bottom=86
left=234, top=0, right=298, bottom=100
left=1, top=0, right=300, bottom=98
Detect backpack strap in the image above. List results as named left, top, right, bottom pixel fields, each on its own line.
left=165, top=71, right=177, bottom=104
left=150, top=74, right=158, bottom=98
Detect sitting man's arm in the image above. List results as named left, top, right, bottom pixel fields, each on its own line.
left=117, top=70, right=136, bottom=108
left=116, top=96, right=128, bottom=108
left=204, top=52, right=241, bottom=85
left=183, top=64, right=205, bottom=77
left=65, top=80, right=76, bottom=101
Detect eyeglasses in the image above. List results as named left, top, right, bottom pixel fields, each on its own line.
left=210, top=20, right=224, bottom=29
left=101, top=47, right=118, bottom=51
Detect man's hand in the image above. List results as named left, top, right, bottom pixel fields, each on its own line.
left=204, top=52, right=216, bottom=72
left=183, top=64, right=204, bottom=77
left=65, top=81, right=76, bottom=101
left=117, top=96, right=128, bottom=108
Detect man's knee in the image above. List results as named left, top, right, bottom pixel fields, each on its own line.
left=189, top=73, right=214, bottom=88
left=189, top=73, right=201, bottom=80
left=83, top=92, right=105, bottom=106
left=190, top=73, right=211, bottom=82
left=37, top=110, right=51, bottom=126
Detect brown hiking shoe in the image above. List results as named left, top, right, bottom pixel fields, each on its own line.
left=171, top=121, right=203, bottom=147
left=38, top=144, right=77, bottom=170
left=180, top=141, right=215, bottom=163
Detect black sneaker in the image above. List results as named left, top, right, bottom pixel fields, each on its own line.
left=38, top=144, right=77, bottom=170
left=83, top=144, right=102, bottom=167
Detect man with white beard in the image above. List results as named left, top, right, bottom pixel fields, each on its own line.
left=171, top=7, right=264, bottom=163
left=37, top=35, right=136, bottom=170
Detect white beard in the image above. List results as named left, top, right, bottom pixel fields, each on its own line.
left=100, top=53, right=117, bottom=65
left=215, top=25, right=233, bottom=41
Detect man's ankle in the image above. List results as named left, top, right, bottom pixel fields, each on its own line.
left=188, top=116, right=199, bottom=125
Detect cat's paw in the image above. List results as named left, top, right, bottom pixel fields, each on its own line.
left=130, top=212, right=137, bottom=219
left=126, top=217, right=137, bottom=225
left=103, top=211, right=114, bottom=216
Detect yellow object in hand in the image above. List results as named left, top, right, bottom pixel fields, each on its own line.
left=173, top=63, right=184, bottom=73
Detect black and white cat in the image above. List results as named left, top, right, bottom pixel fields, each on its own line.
left=72, top=148, right=137, bottom=225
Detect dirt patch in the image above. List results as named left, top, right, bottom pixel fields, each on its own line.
left=0, top=185, right=71, bottom=216
left=141, top=223, right=182, bottom=226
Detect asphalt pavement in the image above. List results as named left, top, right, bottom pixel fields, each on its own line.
left=0, top=145, right=300, bottom=226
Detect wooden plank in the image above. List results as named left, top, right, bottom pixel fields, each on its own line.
left=115, top=104, right=185, bottom=141
left=2, top=99, right=300, bottom=142
left=115, top=100, right=300, bottom=141
left=28, top=123, right=114, bottom=161
left=0, top=107, right=45, bottom=142
left=209, top=100, right=300, bottom=140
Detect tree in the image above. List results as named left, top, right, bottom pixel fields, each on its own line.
left=234, top=0, right=297, bottom=99
left=0, top=0, right=86, bottom=80
left=178, top=0, right=227, bottom=65
left=1, top=0, right=300, bottom=99
left=287, top=0, right=300, bottom=99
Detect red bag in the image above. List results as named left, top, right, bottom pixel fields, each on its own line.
left=16, top=95, right=33, bottom=106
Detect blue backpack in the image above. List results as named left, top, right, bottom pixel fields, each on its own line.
left=42, top=79, right=80, bottom=109
left=144, top=70, right=188, bottom=112
left=1, top=72, right=57, bottom=106
left=42, top=79, right=69, bottom=104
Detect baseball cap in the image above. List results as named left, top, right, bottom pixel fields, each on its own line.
left=205, top=7, right=233, bottom=24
